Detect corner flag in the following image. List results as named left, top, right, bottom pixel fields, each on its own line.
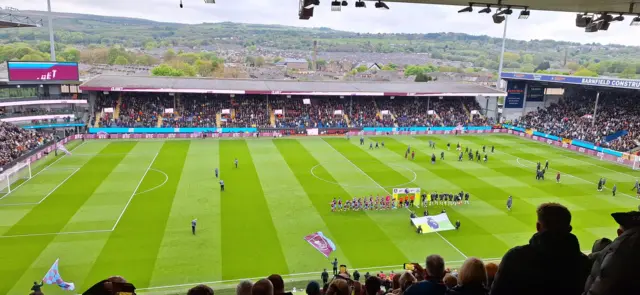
left=42, top=259, right=75, bottom=291
left=304, top=232, right=337, bottom=258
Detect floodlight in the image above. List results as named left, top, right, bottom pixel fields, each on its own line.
left=585, top=21, right=599, bottom=32
left=492, top=13, right=506, bottom=24
left=179, top=0, right=183, bottom=8
left=613, top=14, right=624, bottom=21
left=304, top=0, right=320, bottom=8
left=631, top=16, right=640, bottom=26
left=342, top=1, right=348, bottom=6
left=355, top=0, right=366, bottom=8
left=375, top=1, right=390, bottom=10
left=478, top=5, right=491, bottom=14
left=458, top=5, right=473, bottom=13
left=576, top=13, right=592, bottom=27
left=496, top=7, right=513, bottom=15
left=519, top=9, right=530, bottom=19
left=204, top=0, right=215, bottom=3
left=331, top=0, right=341, bottom=11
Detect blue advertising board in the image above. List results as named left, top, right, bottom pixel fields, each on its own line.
left=527, top=85, right=545, bottom=102
left=501, top=72, right=640, bottom=90
left=505, top=81, right=525, bottom=108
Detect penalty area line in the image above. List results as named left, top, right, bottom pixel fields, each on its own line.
left=321, top=140, right=468, bottom=260
left=0, top=229, right=112, bottom=239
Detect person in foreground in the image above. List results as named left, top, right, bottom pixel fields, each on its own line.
left=446, top=257, right=488, bottom=295
left=583, top=211, right=640, bottom=295
left=490, top=202, right=590, bottom=295
left=403, top=255, right=447, bottom=295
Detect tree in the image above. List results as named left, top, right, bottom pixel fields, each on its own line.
left=59, top=48, right=80, bottom=62
left=521, top=54, right=534, bottom=64
left=566, top=62, right=581, bottom=71
left=356, top=65, right=368, bottom=73
left=415, top=72, right=433, bottom=82
left=134, top=54, right=158, bottom=66
left=503, top=52, right=521, bottom=63
left=20, top=53, right=47, bottom=61
left=151, top=64, right=185, bottom=76
left=520, top=63, right=535, bottom=73
left=113, top=55, right=129, bottom=65
left=619, top=65, right=637, bottom=79
left=255, top=56, right=265, bottom=67
left=534, top=61, right=551, bottom=72
left=163, top=49, right=176, bottom=61
left=315, top=59, right=327, bottom=70
left=572, top=67, right=598, bottom=77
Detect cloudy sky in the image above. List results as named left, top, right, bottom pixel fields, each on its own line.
left=5, top=0, right=640, bottom=46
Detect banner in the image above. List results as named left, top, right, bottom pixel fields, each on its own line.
left=470, top=110, right=479, bottom=115
left=304, top=232, right=336, bottom=258
left=164, top=108, right=174, bottom=114
left=527, top=85, right=545, bottom=102
left=381, top=110, right=390, bottom=115
left=392, top=188, right=420, bottom=194
left=103, top=107, right=114, bottom=113
left=56, top=143, right=72, bottom=155
left=307, top=128, right=319, bottom=136
left=274, top=109, right=283, bottom=115
left=505, top=81, right=525, bottom=108
left=303, top=99, right=311, bottom=105
left=8, top=61, right=79, bottom=82
left=221, top=109, right=231, bottom=114
left=501, top=72, right=640, bottom=90
left=411, top=213, right=455, bottom=234
left=42, top=259, right=75, bottom=291
left=427, top=110, right=435, bottom=115
left=334, top=110, right=343, bottom=115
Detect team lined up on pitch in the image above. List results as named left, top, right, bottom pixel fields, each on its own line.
left=330, top=192, right=471, bottom=212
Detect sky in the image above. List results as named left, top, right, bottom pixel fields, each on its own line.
left=3, top=0, right=640, bottom=46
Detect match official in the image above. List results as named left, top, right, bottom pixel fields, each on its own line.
left=234, top=158, right=238, bottom=168
left=191, top=218, right=197, bottom=235
left=215, top=167, right=219, bottom=178
left=220, top=180, right=225, bottom=191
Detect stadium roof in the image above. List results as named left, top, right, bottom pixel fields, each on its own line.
left=0, top=12, right=42, bottom=28
left=385, top=0, right=635, bottom=14
left=79, top=75, right=506, bottom=97
left=501, top=72, right=640, bottom=91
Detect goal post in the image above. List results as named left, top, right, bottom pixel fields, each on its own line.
left=0, top=161, right=32, bottom=195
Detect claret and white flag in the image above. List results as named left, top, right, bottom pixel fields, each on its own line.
left=57, top=143, right=72, bottom=156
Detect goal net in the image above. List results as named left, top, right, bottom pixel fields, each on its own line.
left=0, top=161, right=32, bottom=196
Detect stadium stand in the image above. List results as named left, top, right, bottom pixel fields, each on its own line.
left=0, top=121, right=54, bottom=166
left=515, top=90, right=640, bottom=152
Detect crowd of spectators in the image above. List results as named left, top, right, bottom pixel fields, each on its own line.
left=516, top=89, right=640, bottom=152
left=94, top=94, right=491, bottom=129
left=0, top=121, right=53, bottom=167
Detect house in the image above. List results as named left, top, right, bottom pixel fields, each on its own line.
left=282, top=58, right=309, bottom=71
left=353, top=62, right=382, bottom=71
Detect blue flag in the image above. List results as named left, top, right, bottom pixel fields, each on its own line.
left=42, top=259, right=75, bottom=291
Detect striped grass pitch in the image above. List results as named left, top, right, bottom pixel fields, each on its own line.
left=0, top=135, right=638, bottom=294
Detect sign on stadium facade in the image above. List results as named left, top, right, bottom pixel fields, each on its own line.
left=501, top=72, right=640, bottom=90
left=7, top=61, right=80, bottom=82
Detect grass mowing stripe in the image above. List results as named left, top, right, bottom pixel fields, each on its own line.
left=83, top=141, right=190, bottom=289
left=248, top=140, right=335, bottom=274
left=149, top=140, right=223, bottom=287
left=220, top=140, right=289, bottom=279
left=0, top=142, right=136, bottom=295
left=275, top=139, right=403, bottom=268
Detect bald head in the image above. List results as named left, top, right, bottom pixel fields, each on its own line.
left=237, top=281, right=253, bottom=295
left=253, top=279, right=274, bottom=295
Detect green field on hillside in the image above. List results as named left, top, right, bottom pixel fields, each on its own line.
left=0, top=135, right=638, bottom=294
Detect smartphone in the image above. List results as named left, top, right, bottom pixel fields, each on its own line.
left=403, top=263, right=415, bottom=271
left=339, top=264, right=347, bottom=274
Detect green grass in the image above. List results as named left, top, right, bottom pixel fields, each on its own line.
left=0, top=134, right=638, bottom=295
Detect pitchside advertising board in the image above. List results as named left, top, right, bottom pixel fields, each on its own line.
left=505, top=81, right=525, bottom=108
left=7, top=61, right=80, bottom=82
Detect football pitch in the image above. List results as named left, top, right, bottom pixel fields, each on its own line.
left=1, top=134, right=639, bottom=294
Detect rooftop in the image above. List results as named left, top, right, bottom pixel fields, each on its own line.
left=79, top=75, right=506, bottom=97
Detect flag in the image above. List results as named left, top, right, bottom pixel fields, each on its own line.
left=42, top=259, right=75, bottom=291
left=304, top=232, right=336, bottom=258
left=57, top=143, right=72, bottom=156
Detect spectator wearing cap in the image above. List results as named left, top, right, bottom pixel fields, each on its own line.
left=403, top=255, right=447, bottom=295
left=490, top=203, right=590, bottom=295
left=253, top=279, right=274, bottom=295
left=237, top=281, right=254, bottom=295
left=446, top=257, right=488, bottom=295
left=583, top=211, right=640, bottom=295
left=188, top=284, right=214, bottom=295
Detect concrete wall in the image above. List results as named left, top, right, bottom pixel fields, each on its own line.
left=475, top=95, right=498, bottom=119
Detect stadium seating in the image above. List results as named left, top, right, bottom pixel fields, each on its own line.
left=516, top=91, right=640, bottom=152
left=0, top=121, right=54, bottom=167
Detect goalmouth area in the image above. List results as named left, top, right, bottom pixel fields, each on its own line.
left=0, top=132, right=638, bottom=294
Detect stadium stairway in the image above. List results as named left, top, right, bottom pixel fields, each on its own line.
left=461, top=102, right=471, bottom=121
left=343, top=114, right=351, bottom=127
left=156, top=116, right=163, bottom=127
left=270, top=111, right=276, bottom=127
left=94, top=111, right=102, bottom=127
left=114, top=95, right=122, bottom=120
left=216, top=113, right=222, bottom=128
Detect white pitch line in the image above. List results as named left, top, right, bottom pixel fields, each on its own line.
left=134, top=168, right=169, bottom=195
left=321, top=140, right=468, bottom=259
left=0, top=141, right=86, bottom=201
left=138, top=257, right=502, bottom=291
left=111, top=152, right=160, bottom=230
left=36, top=168, right=80, bottom=204
left=0, top=229, right=111, bottom=239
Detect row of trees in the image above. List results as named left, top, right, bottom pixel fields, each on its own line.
left=151, top=49, right=224, bottom=77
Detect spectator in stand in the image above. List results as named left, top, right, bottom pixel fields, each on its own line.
left=447, top=257, right=488, bottom=295
left=404, top=255, right=447, bottom=295
left=365, top=276, right=382, bottom=295
left=0, top=122, right=53, bottom=167
left=253, top=279, right=274, bottom=295
left=586, top=238, right=612, bottom=266
left=237, top=281, right=254, bottom=295
left=391, top=273, right=402, bottom=294
left=326, top=278, right=351, bottom=295
left=188, top=284, right=214, bottom=295
left=267, top=274, right=292, bottom=295
left=490, top=203, right=590, bottom=295
left=306, top=281, right=321, bottom=295
left=583, top=211, right=640, bottom=295
left=399, top=272, right=417, bottom=295
left=483, top=263, right=498, bottom=290
left=443, top=274, right=458, bottom=289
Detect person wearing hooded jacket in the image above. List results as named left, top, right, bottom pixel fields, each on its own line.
left=490, top=203, right=590, bottom=295
left=583, top=211, right=640, bottom=295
